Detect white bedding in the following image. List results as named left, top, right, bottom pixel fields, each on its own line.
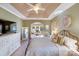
left=26, top=37, right=70, bottom=56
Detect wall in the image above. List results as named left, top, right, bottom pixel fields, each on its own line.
left=0, top=7, right=22, bottom=55
left=22, top=20, right=51, bottom=27
left=22, top=20, right=51, bottom=34
left=0, top=7, right=22, bottom=33
left=0, top=33, right=20, bottom=56
left=51, top=4, right=79, bottom=37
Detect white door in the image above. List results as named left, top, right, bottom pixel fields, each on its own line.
left=22, top=27, right=29, bottom=40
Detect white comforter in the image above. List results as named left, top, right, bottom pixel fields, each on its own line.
left=26, top=37, right=70, bottom=56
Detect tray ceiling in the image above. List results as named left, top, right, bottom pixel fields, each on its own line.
left=11, top=3, right=60, bottom=18
left=0, top=3, right=75, bottom=20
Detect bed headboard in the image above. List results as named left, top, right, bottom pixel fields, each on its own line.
left=59, top=30, right=79, bottom=49
left=59, top=30, right=78, bottom=40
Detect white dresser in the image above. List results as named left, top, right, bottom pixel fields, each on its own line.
left=0, top=33, right=21, bottom=56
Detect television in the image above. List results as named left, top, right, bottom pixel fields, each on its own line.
left=0, top=19, right=17, bottom=35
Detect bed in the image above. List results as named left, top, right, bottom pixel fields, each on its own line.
left=26, top=37, right=71, bottom=56
left=26, top=30, right=79, bottom=56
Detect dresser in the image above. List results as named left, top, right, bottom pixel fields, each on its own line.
left=0, top=33, right=21, bottom=56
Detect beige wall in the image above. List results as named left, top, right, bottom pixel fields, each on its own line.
left=22, top=20, right=51, bottom=34
left=51, top=4, right=79, bottom=37
left=22, top=20, right=51, bottom=27
left=0, top=8, right=22, bottom=33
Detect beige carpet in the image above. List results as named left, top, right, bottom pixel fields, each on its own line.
left=11, top=40, right=28, bottom=56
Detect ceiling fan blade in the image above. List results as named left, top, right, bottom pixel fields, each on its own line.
left=27, top=3, right=34, bottom=8
left=35, top=10, right=39, bottom=14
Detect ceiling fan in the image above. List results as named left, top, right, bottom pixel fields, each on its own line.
left=27, top=3, right=45, bottom=14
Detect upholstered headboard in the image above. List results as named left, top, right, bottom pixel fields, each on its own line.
left=59, top=30, right=79, bottom=49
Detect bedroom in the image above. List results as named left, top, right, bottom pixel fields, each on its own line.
left=0, top=3, right=79, bottom=56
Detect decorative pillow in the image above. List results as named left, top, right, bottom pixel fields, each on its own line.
left=50, top=34, right=54, bottom=40
left=64, top=36, right=78, bottom=50
left=51, top=34, right=58, bottom=43
left=53, top=38, right=58, bottom=43
left=51, top=34, right=65, bottom=45
left=57, top=35, right=65, bottom=45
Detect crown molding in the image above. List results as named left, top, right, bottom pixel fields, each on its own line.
left=0, top=3, right=27, bottom=19
left=23, top=18, right=50, bottom=20
left=0, top=3, right=76, bottom=20
left=48, top=3, right=75, bottom=20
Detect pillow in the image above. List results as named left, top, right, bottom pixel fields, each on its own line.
left=51, top=34, right=58, bottom=43
left=51, top=34, right=65, bottom=45
left=64, top=36, right=78, bottom=50
left=57, top=35, right=65, bottom=45
left=50, top=35, right=54, bottom=40
left=52, top=38, right=58, bottom=43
